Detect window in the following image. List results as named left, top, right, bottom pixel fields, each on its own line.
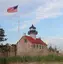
left=33, top=44, right=35, bottom=48
left=42, top=46, right=44, bottom=49
left=40, top=45, right=41, bottom=49
left=24, top=39, right=27, bottom=43
left=37, top=44, right=38, bottom=48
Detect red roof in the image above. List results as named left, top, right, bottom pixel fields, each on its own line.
left=25, top=36, right=47, bottom=46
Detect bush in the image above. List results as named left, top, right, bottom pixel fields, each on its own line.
left=0, top=57, right=7, bottom=64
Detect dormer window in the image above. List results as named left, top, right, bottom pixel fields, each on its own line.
left=24, top=39, right=27, bottom=43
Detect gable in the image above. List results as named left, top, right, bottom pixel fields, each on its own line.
left=25, top=36, right=47, bottom=46
left=17, top=36, right=47, bottom=46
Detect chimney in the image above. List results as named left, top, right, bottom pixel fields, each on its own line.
left=23, top=33, right=26, bottom=36
left=39, top=37, right=41, bottom=39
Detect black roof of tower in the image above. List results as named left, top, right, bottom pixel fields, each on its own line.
left=29, top=24, right=36, bottom=29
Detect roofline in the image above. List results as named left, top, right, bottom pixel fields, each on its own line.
left=16, top=36, right=25, bottom=44
left=16, top=35, right=47, bottom=46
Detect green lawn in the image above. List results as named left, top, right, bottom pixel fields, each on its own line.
left=0, top=54, right=63, bottom=64
left=6, top=55, right=63, bottom=62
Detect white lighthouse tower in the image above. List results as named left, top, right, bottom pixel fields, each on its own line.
left=28, top=24, right=38, bottom=39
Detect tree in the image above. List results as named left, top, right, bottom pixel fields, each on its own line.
left=48, top=46, right=55, bottom=52
left=0, top=28, right=7, bottom=42
left=0, top=27, right=8, bottom=57
left=0, top=43, right=10, bottom=57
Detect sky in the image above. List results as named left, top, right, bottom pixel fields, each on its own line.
left=0, top=0, right=63, bottom=51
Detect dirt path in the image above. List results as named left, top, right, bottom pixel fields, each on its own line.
left=9, top=62, right=63, bottom=64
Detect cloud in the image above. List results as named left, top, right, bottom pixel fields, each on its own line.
left=19, top=0, right=63, bottom=26
left=0, top=0, right=63, bottom=18
left=42, top=37, right=63, bottom=51
left=36, top=0, right=63, bottom=19
left=1, top=0, right=63, bottom=33
left=21, top=24, right=27, bottom=29
left=0, top=0, right=32, bottom=16
left=8, top=23, right=27, bottom=31
left=7, top=19, right=40, bottom=32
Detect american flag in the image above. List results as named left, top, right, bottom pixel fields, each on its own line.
left=7, top=5, right=18, bottom=13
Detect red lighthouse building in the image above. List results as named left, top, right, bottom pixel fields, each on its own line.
left=17, top=25, right=47, bottom=56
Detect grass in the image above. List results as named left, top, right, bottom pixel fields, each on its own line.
left=0, top=54, right=63, bottom=63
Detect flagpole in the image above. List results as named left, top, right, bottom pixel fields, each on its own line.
left=7, top=5, right=21, bottom=40
left=16, top=6, right=21, bottom=40
left=18, top=20, right=20, bottom=33
left=18, top=13, right=21, bottom=39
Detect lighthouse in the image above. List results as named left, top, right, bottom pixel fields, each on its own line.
left=17, top=24, right=47, bottom=56
left=28, top=24, right=38, bottom=39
